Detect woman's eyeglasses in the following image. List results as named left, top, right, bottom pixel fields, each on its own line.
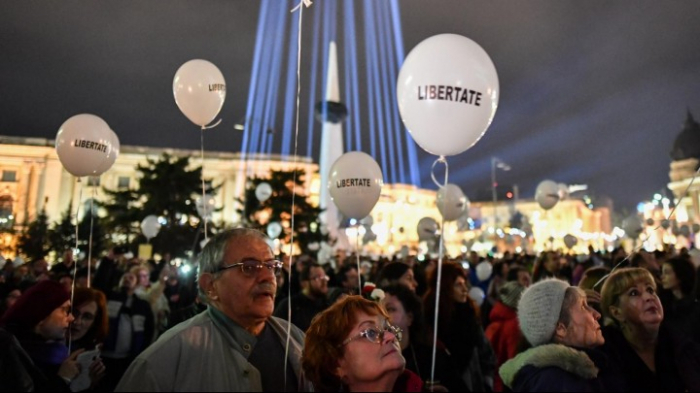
left=218, top=259, right=283, bottom=277
left=342, top=324, right=402, bottom=346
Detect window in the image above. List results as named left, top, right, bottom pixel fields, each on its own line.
left=1, top=171, right=16, bottom=182
left=87, top=177, right=100, bottom=187
left=117, top=176, right=130, bottom=189
left=0, top=195, right=13, bottom=229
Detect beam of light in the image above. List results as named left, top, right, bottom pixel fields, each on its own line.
left=258, top=4, right=287, bottom=155
left=389, top=0, right=420, bottom=186
left=366, top=0, right=391, bottom=182
left=380, top=0, right=406, bottom=184
left=374, top=0, right=399, bottom=184
left=305, top=5, right=322, bottom=157
left=343, top=8, right=353, bottom=151
left=343, top=0, right=362, bottom=152
left=319, top=0, right=333, bottom=128
left=249, top=5, right=279, bottom=155
left=362, top=0, right=378, bottom=164
left=281, top=4, right=301, bottom=157
left=240, top=0, right=270, bottom=156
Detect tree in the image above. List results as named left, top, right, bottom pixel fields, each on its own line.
left=49, top=203, right=76, bottom=257
left=238, top=169, right=327, bottom=255
left=77, top=208, right=106, bottom=259
left=100, top=153, right=218, bottom=257
left=100, top=187, right=141, bottom=244
left=17, top=208, right=51, bottom=260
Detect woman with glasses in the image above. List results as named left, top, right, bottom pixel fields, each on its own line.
left=302, top=295, right=422, bottom=392
left=68, top=287, right=108, bottom=389
left=69, top=287, right=109, bottom=351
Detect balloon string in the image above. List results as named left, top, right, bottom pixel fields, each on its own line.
left=87, top=185, right=95, bottom=288
left=68, top=177, right=84, bottom=355
left=286, top=0, right=310, bottom=388
left=357, top=225, right=362, bottom=294
left=200, top=128, right=208, bottom=241
left=429, top=156, right=448, bottom=391
left=594, top=165, right=700, bottom=290
left=201, top=118, right=223, bottom=130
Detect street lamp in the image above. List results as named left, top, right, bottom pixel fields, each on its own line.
left=491, top=157, right=511, bottom=238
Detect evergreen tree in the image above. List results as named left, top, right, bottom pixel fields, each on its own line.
left=77, top=208, right=106, bottom=259
left=17, top=208, right=51, bottom=260
left=100, top=187, right=141, bottom=244
left=49, top=202, right=76, bottom=257
left=238, top=169, right=327, bottom=254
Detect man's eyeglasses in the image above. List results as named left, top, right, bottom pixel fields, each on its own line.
left=310, top=275, right=329, bottom=282
left=341, top=324, right=402, bottom=346
left=218, top=259, right=283, bottom=277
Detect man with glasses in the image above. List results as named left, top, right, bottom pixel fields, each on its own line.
left=116, top=228, right=312, bottom=391
left=274, top=262, right=330, bottom=332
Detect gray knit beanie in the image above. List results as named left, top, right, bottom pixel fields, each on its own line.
left=517, top=278, right=570, bottom=347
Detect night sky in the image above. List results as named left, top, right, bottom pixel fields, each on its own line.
left=2, top=0, right=700, bottom=213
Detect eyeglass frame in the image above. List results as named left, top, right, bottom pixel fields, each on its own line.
left=309, top=274, right=330, bottom=282
left=217, top=258, right=283, bottom=277
left=341, top=324, right=403, bottom=346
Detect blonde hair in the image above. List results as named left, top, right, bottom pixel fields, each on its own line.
left=600, top=267, right=656, bottom=326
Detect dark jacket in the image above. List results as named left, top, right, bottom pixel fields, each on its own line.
left=273, top=292, right=328, bottom=332
left=438, top=302, right=496, bottom=391
left=103, top=290, right=154, bottom=358
left=600, top=324, right=700, bottom=392
left=500, top=344, right=625, bottom=392
left=0, top=327, right=70, bottom=392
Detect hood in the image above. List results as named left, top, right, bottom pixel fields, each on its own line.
left=489, top=301, right=517, bottom=323
left=499, top=344, right=598, bottom=389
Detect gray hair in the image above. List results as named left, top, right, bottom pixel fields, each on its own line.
left=557, top=286, right=586, bottom=328
left=197, top=228, right=270, bottom=303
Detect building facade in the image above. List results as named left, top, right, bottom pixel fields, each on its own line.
left=0, top=136, right=613, bottom=259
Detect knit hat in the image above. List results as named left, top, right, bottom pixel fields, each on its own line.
left=517, top=278, right=570, bottom=347
left=499, top=281, right=525, bottom=309
left=0, top=280, right=70, bottom=329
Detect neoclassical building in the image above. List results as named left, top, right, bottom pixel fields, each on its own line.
left=0, top=135, right=613, bottom=259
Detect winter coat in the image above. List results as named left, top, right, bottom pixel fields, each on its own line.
left=600, top=324, right=700, bottom=392
left=485, top=301, right=522, bottom=391
left=500, top=343, right=624, bottom=392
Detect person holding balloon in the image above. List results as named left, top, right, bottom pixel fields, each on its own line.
left=423, top=261, right=496, bottom=392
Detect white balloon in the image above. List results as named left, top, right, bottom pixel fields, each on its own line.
left=469, top=286, right=485, bottom=307
left=328, top=151, right=384, bottom=220
left=397, top=34, right=499, bottom=157
left=417, top=217, right=439, bottom=241
left=563, top=234, right=578, bottom=249
left=436, top=183, right=469, bottom=221
left=557, top=183, right=569, bottom=201
left=196, top=194, right=216, bottom=219
left=622, top=215, right=644, bottom=239
left=55, top=114, right=116, bottom=177
left=475, top=261, right=493, bottom=281
left=173, top=59, right=226, bottom=127
left=141, top=215, right=161, bottom=240
left=255, top=182, right=273, bottom=202
left=93, top=128, right=120, bottom=175
left=267, top=221, right=283, bottom=239
left=535, top=180, right=560, bottom=210
left=307, top=242, right=320, bottom=252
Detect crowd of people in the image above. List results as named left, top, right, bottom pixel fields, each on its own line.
left=2, top=228, right=700, bottom=392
